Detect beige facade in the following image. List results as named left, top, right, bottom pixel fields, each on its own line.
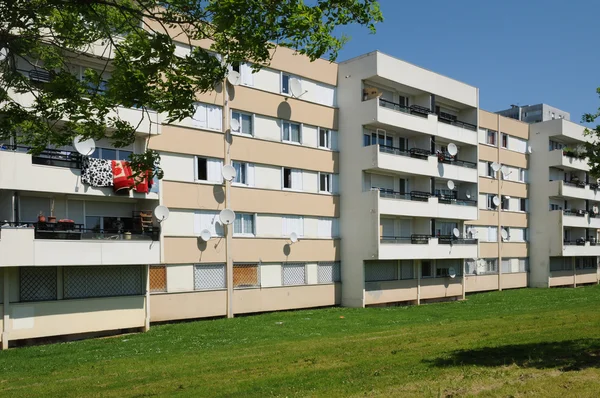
left=466, top=110, right=530, bottom=291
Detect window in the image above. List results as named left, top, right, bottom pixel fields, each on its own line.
left=149, top=266, right=167, bottom=293
left=234, top=213, right=255, bottom=236
left=63, top=266, right=143, bottom=299
left=501, top=133, right=508, bottom=148
left=194, top=264, right=226, bottom=290
left=20, top=267, right=57, bottom=302
left=519, top=198, right=528, bottom=212
left=85, top=216, right=133, bottom=233
left=231, top=111, right=253, bottom=135
left=487, top=162, right=496, bottom=178
left=194, top=211, right=225, bottom=237
left=422, top=261, right=433, bottom=278
left=92, top=147, right=132, bottom=161
left=486, top=194, right=498, bottom=210
left=365, top=261, right=397, bottom=282
left=486, top=129, right=497, bottom=146
left=576, top=257, right=596, bottom=269
left=191, top=103, right=222, bottom=131
left=501, top=195, right=509, bottom=210
left=282, top=263, right=306, bottom=285
left=282, top=216, right=304, bottom=237
left=318, top=218, right=339, bottom=238
left=319, top=128, right=330, bottom=149
left=282, top=168, right=302, bottom=190
left=436, top=259, right=461, bottom=278
left=507, top=227, right=527, bottom=242
left=400, top=260, right=414, bottom=280
left=481, top=259, right=498, bottom=274
left=476, top=226, right=498, bottom=242
left=282, top=121, right=301, bottom=143
left=232, top=161, right=248, bottom=185
left=550, top=203, right=562, bottom=211
left=195, top=157, right=222, bottom=183
left=281, top=73, right=290, bottom=94
left=320, top=173, right=332, bottom=193
left=318, top=262, right=341, bottom=283
left=549, top=140, right=564, bottom=151
left=550, top=257, right=572, bottom=272
left=233, top=264, right=259, bottom=288
left=364, top=131, right=393, bottom=147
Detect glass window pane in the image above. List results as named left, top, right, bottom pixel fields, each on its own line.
left=118, top=150, right=132, bottom=160
left=291, top=123, right=300, bottom=143
left=234, top=214, right=242, bottom=234
left=283, top=123, right=290, bottom=141
left=101, top=148, right=117, bottom=160
left=241, top=114, right=252, bottom=134
left=363, top=134, right=371, bottom=147
left=281, top=74, right=289, bottom=94
left=86, top=216, right=101, bottom=232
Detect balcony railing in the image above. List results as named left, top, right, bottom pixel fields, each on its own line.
left=437, top=113, right=477, bottom=131
left=374, top=188, right=476, bottom=206
left=377, top=99, right=434, bottom=119
left=380, top=234, right=477, bottom=245
left=0, top=144, right=82, bottom=169
left=563, top=209, right=588, bottom=217
left=0, top=221, right=160, bottom=241
left=436, top=152, right=477, bottom=169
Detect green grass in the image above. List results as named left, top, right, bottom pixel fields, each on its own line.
left=1, top=286, right=600, bottom=397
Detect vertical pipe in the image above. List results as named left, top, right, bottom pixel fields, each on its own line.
left=144, top=264, right=150, bottom=331
left=223, top=78, right=233, bottom=319
left=2, top=268, right=9, bottom=350
left=497, top=116, right=503, bottom=291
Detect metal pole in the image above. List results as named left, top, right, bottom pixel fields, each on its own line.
left=497, top=117, right=502, bottom=291
left=223, top=78, right=234, bottom=318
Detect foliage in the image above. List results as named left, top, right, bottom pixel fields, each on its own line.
left=0, top=286, right=600, bottom=396
left=0, top=0, right=383, bottom=177
left=583, top=87, right=600, bottom=177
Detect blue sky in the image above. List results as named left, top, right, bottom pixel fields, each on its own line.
left=336, top=0, right=599, bottom=122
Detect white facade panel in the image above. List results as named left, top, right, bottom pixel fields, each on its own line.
left=302, top=171, right=319, bottom=193
left=253, top=67, right=280, bottom=94
left=254, top=165, right=282, bottom=190
left=260, top=264, right=282, bottom=287
left=161, top=153, right=196, bottom=183
left=255, top=214, right=282, bottom=237
left=254, top=114, right=281, bottom=142
left=302, top=125, right=318, bottom=148
left=166, top=265, right=194, bottom=292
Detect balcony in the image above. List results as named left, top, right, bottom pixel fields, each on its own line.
left=0, top=148, right=158, bottom=199
left=548, top=149, right=590, bottom=171
left=561, top=209, right=600, bottom=229
left=361, top=144, right=478, bottom=183
left=548, top=180, right=600, bottom=201
left=379, top=235, right=477, bottom=260
left=375, top=189, right=477, bottom=220
left=10, top=89, right=161, bottom=135
left=560, top=240, right=600, bottom=257
left=0, top=224, right=161, bottom=266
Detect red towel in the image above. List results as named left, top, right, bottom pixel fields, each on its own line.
left=111, top=161, right=149, bottom=193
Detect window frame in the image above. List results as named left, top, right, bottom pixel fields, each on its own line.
left=195, top=156, right=208, bottom=181
left=318, top=127, right=331, bottom=149
left=486, top=129, right=497, bottom=146
left=501, top=133, right=508, bottom=148
left=282, top=121, right=302, bottom=144
left=231, top=110, right=254, bottom=136
left=233, top=213, right=256, bottom=237
left=280, top=72, right=291, bottom=95
left=92, top=147, right=133, bottom=161
left=232, top=161, right=248, bottom=185
left=319, top=172, right=332, bottom=193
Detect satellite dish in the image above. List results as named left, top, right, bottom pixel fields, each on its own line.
left=501, top=165, right=509, bottom=175
left=227, top=70, right=241, bottom=86
left=501, top=228, right=509, bottom=240
left=491, top=162, right=501, bottom=172
left=199, top=229, right=211, bottom=242
left=492, top=195, right=500, bottom=207
left=154, top=205, right=170, bottom=222
left=447, top=143, right=458, bottom=156
left=594, top=206, right=599, bottom=214
left=289, top=78, right=303, bottom=97
left=449, top=267, right=457, bottom=279
left=452, top=228, right=460, bottom=238
left=222, top=164, right=237, bottom=181
left=527, top=145, right=533, bottom=154
left=230, top=118, right=240, bottom=132
left=290, top=232, right=299, bottom=243
left=219, top=208, right=235, bottom=225
left=466, top=190, right=471, bottom=199
left=447, top=180, right=455, bottom=190
left=73, top=136, right=95, bottom=156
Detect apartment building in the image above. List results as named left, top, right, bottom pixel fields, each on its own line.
left=529, top=119, right=600, bottom=287
left=497, top=103, right=570, bottom=123
left=337, top=51, right=480, bottom=307
left=465, top=111, right=530, bottom=292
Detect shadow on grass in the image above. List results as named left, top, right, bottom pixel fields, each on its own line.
left=425, top=339, right=600, bottom=372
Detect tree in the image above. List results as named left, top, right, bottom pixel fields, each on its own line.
left=583, top=88, right=600, bottom=178
left=0, top=0, right=383, bottom=177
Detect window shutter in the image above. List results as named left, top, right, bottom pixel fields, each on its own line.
left=192, top=103, right=207, bottom=128
left=207, top=158, right=223, bottom=182
left=241, top=63, right=254, bottom=86
left=247, top=163, right=255, bottom=187
left=488, top=227, right=498, bottom=242
left=291, top=169, right=303, bottom=190
left=318, top=218, right=333, bottom=238
left=207, top=105, right=222, bottom=130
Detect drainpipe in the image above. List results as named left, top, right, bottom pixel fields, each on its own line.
left=223, top=78, right=234, bottom=319
left=2, top=269, right=9, bottom=350
left=498, top=117, right=503, bottom=291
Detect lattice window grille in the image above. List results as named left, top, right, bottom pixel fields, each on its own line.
left=317, top=262, right=341, bottom=283
left=194, top=264, right=226, bottom=290
left=365, top=261, right=397, bottom=282
left=63, top=266, right=143, bottom=299
left=282, top=263, right=306, bottom=286
left=20, top=267, right=58, bottom=302
left=149, top=265, right=167, bottom=293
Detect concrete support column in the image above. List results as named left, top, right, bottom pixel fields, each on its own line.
left=2, top=268, right=10, bottom=350
left=416, top=261, right=421, bottom=305
left=144, top=264, right=150, bottom=332
left=572, top=257, right=577, bottom=288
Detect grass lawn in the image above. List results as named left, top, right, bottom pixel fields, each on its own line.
left=1, top=286, right=600, bottom=397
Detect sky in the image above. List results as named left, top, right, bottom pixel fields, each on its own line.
left=335, top=0, right=599, bottom=123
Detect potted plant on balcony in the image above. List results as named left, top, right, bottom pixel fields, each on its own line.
left=37, top=211, right=46, bottom=223
left=124, top=231, right=132, bottom=240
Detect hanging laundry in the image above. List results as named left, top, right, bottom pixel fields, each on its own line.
left=81, top=157, right=113, bottom=187
left=111, top=160, right=150, bottom=193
